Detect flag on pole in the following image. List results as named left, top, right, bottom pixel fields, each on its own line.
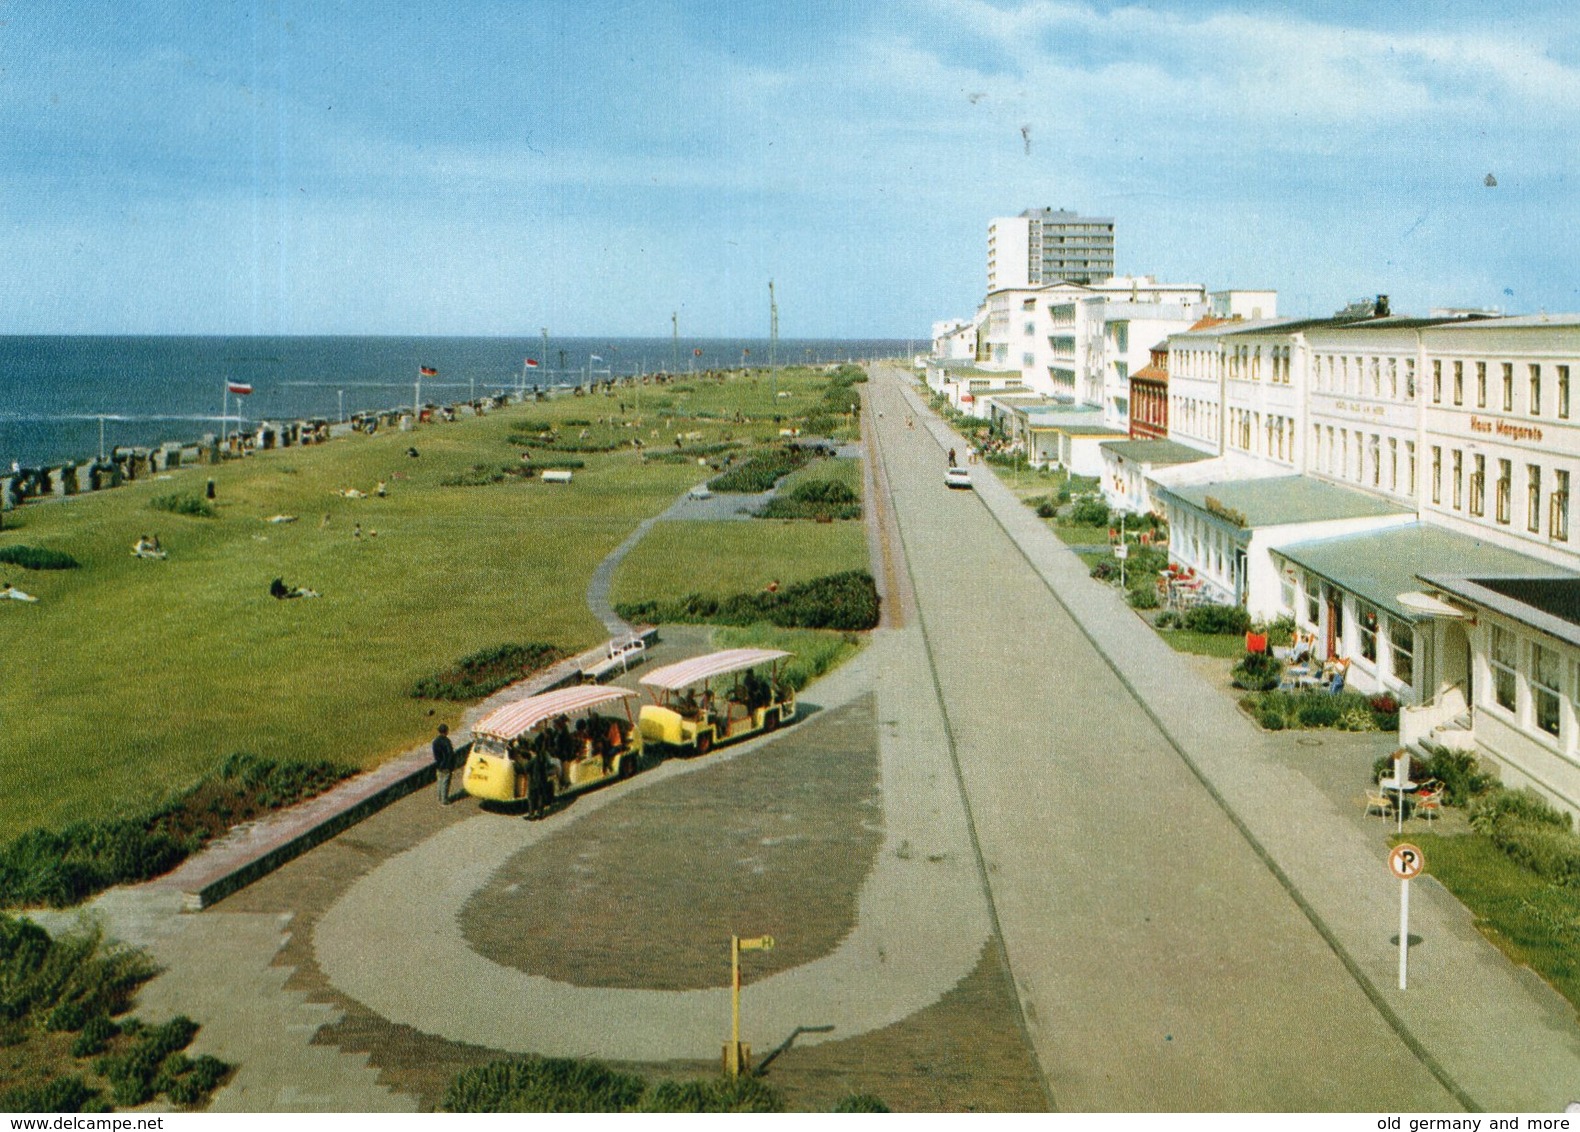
left=525, top=358, right=539, bottom=368
left=693, top=348, right=703, bottom=356
left=227, top=382, right=254, bottom=395
left=419, top=366, right=437, bottom=376
left=589, top=355, right=604, bottom=363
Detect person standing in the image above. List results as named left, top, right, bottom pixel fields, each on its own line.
left=432, top=724, right=457, bottom=806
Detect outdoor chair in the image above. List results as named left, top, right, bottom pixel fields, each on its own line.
left=1414, top=782, right=1445, bottom=822
left=1364, top=786, right=1394, bottom=819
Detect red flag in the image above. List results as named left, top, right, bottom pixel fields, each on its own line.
left=693, top=348, right=702, bottom=356
left=419, top=366, right=438, bottom=376
left=227, top=382, right=254, bottom=395
left=525, top=358, right=539, bottom=368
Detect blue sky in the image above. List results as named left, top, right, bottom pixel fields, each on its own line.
left=3, top=0, right=1578, bottom=336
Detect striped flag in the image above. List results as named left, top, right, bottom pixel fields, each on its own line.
left=525, top=358, right=539, bottom=368
left=419, top=366, right=438, bottom=376
left=227, top=381, right=254, bottom=395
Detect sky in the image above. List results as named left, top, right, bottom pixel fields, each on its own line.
left=3, top=0, right=1579, bottom=337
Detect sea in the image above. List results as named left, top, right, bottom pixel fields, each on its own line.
left=0, top=336, right=914, bottom=470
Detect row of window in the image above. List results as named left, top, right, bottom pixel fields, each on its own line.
left=1312, top=353, right=1416, bottom=401
left=1280, top=571, right=1415, bottom=686
left=1312, top=425, right=1417, bottom=497
left=1490, top=623, right=1567, bottom=740
left=1229, top=408, right=1296, bottom=463
left=1431, top=359, right=1572, bottom=419
left=1428, top=446, right=1571, bottom=540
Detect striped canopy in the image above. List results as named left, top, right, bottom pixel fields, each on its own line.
left=473, top=685, right=636, bottom=741
left=638, top=648, right=790, bottom=692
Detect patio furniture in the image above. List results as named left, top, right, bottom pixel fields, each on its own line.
left=1364, top=786, right=1395, bottom=819
left=1414, top=782, right=1445, bottom=822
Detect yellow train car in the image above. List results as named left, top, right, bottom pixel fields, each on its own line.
left=462, top=685, right=642, bottom=805
left=637, top=648, right=795, bottom=755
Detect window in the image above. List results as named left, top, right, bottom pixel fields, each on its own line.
left=1476, top=361, right=1487, bottom=407
left=1304, top=571, right=1320, bottom=627
left=1528, top=465, right=1542, bottom=534
left=1469, top=454, right=1484, bottom=516
left=1491, top=625, right=1518, bottom=713
left=1496, top=458, right=1512, bottom=524
left=1388, top=357, right=1398, bottom=399
left=1390, top=618, right=1414, bottom=684
left=1407, top=441, right=1417, bottom=495
left=1432, top=446, right=1442, bottom=504
left=1432, top=360, right=1442, bottom=403
left=1369, top=435, right=1381, bottom=486
left=1555, top=470, right=1571, bottom=542
left=1453, top=450, right=1463, bottom=510
left=1530, top=364, right=1542, bottom=415
left=1327, top=426, right=1336, bottom=474
left=1560, top=365, right=1570, bottom=420
left=1453, top=360, right=1464, bottom=405
left=1533, top=642, right=1562, bottom=738
left=1405, top=358, right=1416, bottom=399
left=1371, top=357, right=1381, bottom=396
left=1358, top=602, right=1379, bottom=663
left=1280, top=569, right=1296, bottom=613
left=1389, top=437, right=1398, bottom=490
left=1503, top=362, right=1514, bottom=410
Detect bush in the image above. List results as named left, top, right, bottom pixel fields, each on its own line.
left=834, top=1094, right=891, bottom=1113
left=411, top=642, right=566, bottom=701
left=709, top=447, right=811, bottom=493
left=149, top=494, right=216, bottom=518
left=1127, top=586, right=1160, bottom=610
left=0, top=545, right=79, bottom=570
left=639, top=1075, right=781, bottom=1113
left=95, top=1015, right=200, bottom=1108
left=442, top=460, right=584, bottom=486
left=1257, top=615, right=1297, bottom=647
left=1154, top=610, right=1182, bottom=630
left=443, top=1056, right=646, bottom=1113
left=0, top=1074, right=103, bottom=1113
left=1470, top=787, right=1573, bottom=834
left=70, top=1013, right=121, bottom=1058
left=1484, top=820, right=1580, bottom=886
left=615, top=571, right=880, bottom=632
left=1231, top=651, right=1283, bottom=692
left=1183, top=603, right=1252, bottom=635
left=1257, top=707, right=1287, bottom=731
left=1417, top=744, right=1496, bottom=806
left=1032, top=497, right=1057, bottom=519
left=1066, top=498, right=1110, bottom=527
left=757, top=477, right=860, bottom=520
left=1294, top=696, right=1342, bottom=728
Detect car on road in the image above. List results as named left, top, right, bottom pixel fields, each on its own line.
left=688, top=483, right=713, bottom=500
left=945, top=466, right=972, bottom=490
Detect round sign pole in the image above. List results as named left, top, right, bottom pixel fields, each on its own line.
left=1389, top=843, right=1424, bottom=990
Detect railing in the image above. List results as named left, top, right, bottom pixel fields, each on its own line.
left=1400, top=680, right=1470, bottom=748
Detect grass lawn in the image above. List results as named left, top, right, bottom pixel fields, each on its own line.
left=710, top=624, right=863, bottom=691
left=1407, top=832, right=1580, bottom=1016
left=609, top=519, right=868, bottom=606
left=1055, top=524, right=1112, bottom=546
left=0, top=369, right=861, bottom=842
left=1156, top=629, right=1249, bottom=658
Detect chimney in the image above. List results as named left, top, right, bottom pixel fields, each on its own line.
left=1375, top=294, right=1391, bottom=317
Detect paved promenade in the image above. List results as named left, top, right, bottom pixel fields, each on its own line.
left=869, top=362, right=1580, bottom=1111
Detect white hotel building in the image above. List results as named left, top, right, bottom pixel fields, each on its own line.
left=1138, top=309, right=1580, bottom=819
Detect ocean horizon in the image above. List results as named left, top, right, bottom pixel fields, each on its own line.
left=0, top=335, right=913, bottom=469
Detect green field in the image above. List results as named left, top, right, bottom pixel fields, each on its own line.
left=0, top=366, right=859, bottom=840
left=609, top=519, right=867, bottom=606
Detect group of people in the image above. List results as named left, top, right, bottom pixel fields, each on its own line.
left=131, top=533, right=166, bottom=559
left=269, top=577, right=320, bottom=599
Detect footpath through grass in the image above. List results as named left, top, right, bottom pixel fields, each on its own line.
left=0, top=366, right=854, bottom=843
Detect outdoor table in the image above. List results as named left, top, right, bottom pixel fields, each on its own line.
left=1379, top=776, right=1419, bottom=832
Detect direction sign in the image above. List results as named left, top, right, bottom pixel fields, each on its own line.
left=1389, top=843, right=1424, bottom=881
left=739, top=936, right=774, bottom=952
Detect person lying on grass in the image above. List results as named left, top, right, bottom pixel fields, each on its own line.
left=269, top=577, right=321, bottom=600
left=1, top=581, right=38, bottom=601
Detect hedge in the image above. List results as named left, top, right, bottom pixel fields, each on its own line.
left=410, top=642, right=566, bottom=701
left=0, top=545, right=80, bottom=570
left=443, top=1056, right=784, bottom=1113
left=757, top=479, right=861, bottom=521
left=708, top=447, right=811, bottom=493
left=614, top=570, right=879, bottom=632
left=148, top=494, right=216, bottom=519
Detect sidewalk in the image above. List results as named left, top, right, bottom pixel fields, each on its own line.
left=888, top=364, right=1580, bottom=1112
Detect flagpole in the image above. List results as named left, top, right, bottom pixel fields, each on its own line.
left=221, top=383, right=228, bottom=449
left=414, top=369, right=422, bottom=427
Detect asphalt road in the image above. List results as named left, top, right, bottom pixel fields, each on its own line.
left=863, top=366, right=1459, bottom=1111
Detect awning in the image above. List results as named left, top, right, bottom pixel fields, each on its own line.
left=640, top=648, right=790, bottom=691
left=474, top=686, right=637, bottom=741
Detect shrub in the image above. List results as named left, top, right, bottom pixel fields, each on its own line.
left=1418, top=744, right=1496, bottom=806
left=1484, top=821, right=1580, bottom=886
left=639, top=1075, right=781, bottom=1113
left=70, top=1014, right=121, bottom=1058
left=1470, top=787, right=1573, bottom=834
left=1089, top=560, right=1118, bottom=582
left=0, top=545, right=79, bottom=570
left=1154, top=610, right=1182, bottom=630
left=615, top=571, right=880, bottom=632
left=1231, top=651, right=1283, bottom=692
left=1257, top=614, right=1297, bottom=647
left=709, top=447, right=811, bottom=493
left=443, top=1056, right=646, bottom=1113
left=1067, top=498, right=1110, bottom=527
left=1294, top=696, right=1343, bottom=728
left=442, top=460, right=584, bottom=486
left=149, top=494, right=216, bottom=518
left=1127, top=586, right=1160, bottom=610
left=1183, top=603, right=1252, bottom=635
left=1257, top=707, right=1287, bottom=731
left=834, top=1094, right=891, bottom=1113
left=1335, top=705, right=1378, bottom=731
left=0, top=1074, right=103, bottom=1113
left=162, top=1054, right=231, bottom=1106
left=757, top=477, right=861, bottom=520
left=410, top=643, right=566, bottom=701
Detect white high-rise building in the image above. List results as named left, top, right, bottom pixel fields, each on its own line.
left=988, top=208, right=1115, bottom=290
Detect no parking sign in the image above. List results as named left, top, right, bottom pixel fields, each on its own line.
left=1390, top=843, right=1425, bottom=989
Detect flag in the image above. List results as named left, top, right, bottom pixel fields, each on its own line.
left=525, top=358, right=539, bottom=368
left=419, top=366, right=438, bottom=376
left=693, top=348, right=702, bottom=356
left=589, top=355, right=604, bottom=363
left=227, top=382, right=254, bottom=395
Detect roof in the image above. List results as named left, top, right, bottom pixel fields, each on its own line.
left=1131, top=363, right=1168, bottom=382
left=1277, top=524, right=1574, bottom=624
left=475, top=686, right=637, bottom=740
left=1158, top=475, right=1412, bottom=529
left=640, top=648, right=790, bottom=691
left=1429, top=314, right=1580, bottom=330
left=1420, top=573, right=1580, bottom=649
left=1098, top=439, right=1213, bottom=466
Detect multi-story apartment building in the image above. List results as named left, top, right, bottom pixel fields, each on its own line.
left=987, top=208, right=1115, bottom=290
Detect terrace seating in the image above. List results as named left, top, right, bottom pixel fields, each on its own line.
left=1364, top=784, right=1395, bottom=819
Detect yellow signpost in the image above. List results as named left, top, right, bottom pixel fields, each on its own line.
left=725, top=934, right=775, bottom=1076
